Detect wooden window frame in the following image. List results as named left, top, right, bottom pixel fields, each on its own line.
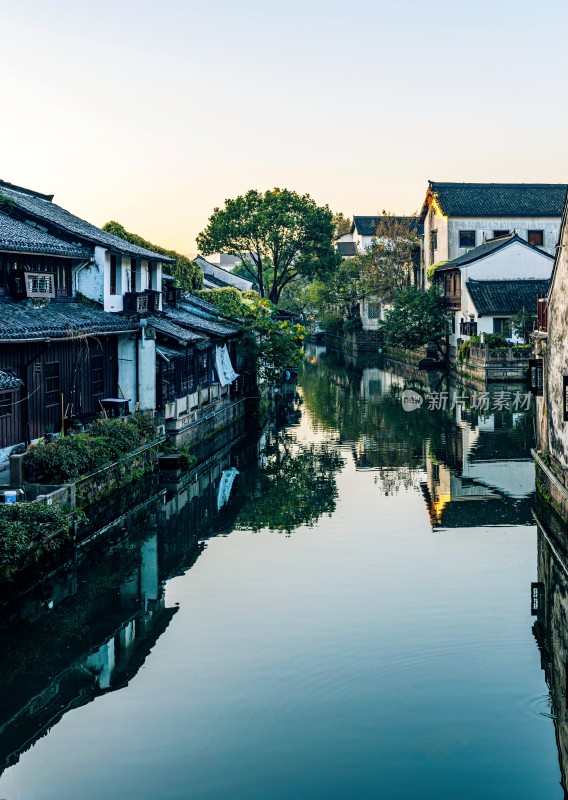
left=0, top=391, right=13, bottom=418
left=529, top=359, right=543, bottom=396
left=44, top=361, right=60, bottom=407
left=459, top=230, right=476, bottom=248
left=528, top=230, right=544, bottom=247
left=110, top=254, right=117, bottom=295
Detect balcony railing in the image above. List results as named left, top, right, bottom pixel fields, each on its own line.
left=460, top=320, right=477, bottom=337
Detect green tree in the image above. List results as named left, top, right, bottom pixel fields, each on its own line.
left=196, top=188, right=340, bottom=304
left=195, top=287, right=306, bottom=384
left=309, top=256, right=364, bottom=334
left=511, top=308, right=536, bottom=343
left=333, top=212, right=352, bottom=237
left=102, top=221, right=203, bottom=292
left=379, top=286, right=452, bottom=358
left=358, top=214, right=420, bottom=303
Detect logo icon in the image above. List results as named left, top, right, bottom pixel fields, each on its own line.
left=402, top=389, right=423, bottom=412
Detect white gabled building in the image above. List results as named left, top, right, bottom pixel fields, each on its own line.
left=433, top=233, right=553, bottom=355
left=419, top=181, right=566, bottom=286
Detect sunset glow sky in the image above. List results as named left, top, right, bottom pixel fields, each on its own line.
left=3, top=0, right=567, bottom=254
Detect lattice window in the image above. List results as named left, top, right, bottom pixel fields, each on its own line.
left=367, top=302, right=381, bottom=320
left=0, top=391, right=13, bottom=417
left=44, top=362, right=60, bottom=407
left=25, top=272, right=55, bottom=298
left=91, top=354, right=104, bottom=398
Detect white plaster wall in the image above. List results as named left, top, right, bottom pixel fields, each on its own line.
left=459, top=241, right=553, bottom=282
left=422, top=203, right=449, bottom=269
left=138, top=336, right=156, bottom=411
left=360, top=296, right=383, bottom=330
left=117, top=335, right=137, bottom=412
left=102, top=250, right=124, bottom=312
left=447, top=217, right=561, bottom=260
left=76, top=252, right=103, bottom=304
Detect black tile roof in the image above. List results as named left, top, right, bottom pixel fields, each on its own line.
left=0, top=211, right=92, bottom=259
left=353, top=216, right=422, bottom=237
left=181, top=294, right=225, bottom=316
left=435, top=233, right=554, bottom=271
left=0, top=301, right=138, bottom=341
left=156, top=344, right=185, bottom=360
left=0, top=370, right=24, bottom=390
left=194, top=255, right=254, bottom=291
left=336, top=241, right=358, bottom=257
left=163, top=306, right=239, bottom=338
left=466, top=279, right=550, bottom=317
left=148, top=316, right=205, bottom=344
left=0, top=181, right=174, bottom=263
left=424, top=181, right=567, bottom=219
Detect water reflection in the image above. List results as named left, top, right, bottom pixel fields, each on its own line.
left=0, top=414, right=345, bottom=775
left=422, top=404, right=535, bottom=529
left=0, top=348, right=560, bottom=800
left=533, top=523, right=568, bottom=798
left=302, top=347, right=535, bottom=526
left=235, top=431, right=343, bottom=533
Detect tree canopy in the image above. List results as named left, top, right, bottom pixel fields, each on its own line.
left=195, top=287, right=306, bottom=384
left=333, top=212, right=352, bottom=237
left=196, top=188, right=340, bottom=304
left=102, top=221, right=203, bottom=292
left=379, top=286, right=453, bottom=357
left=358, top=214, right=420, bottom=303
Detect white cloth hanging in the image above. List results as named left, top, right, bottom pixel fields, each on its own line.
left=215, top=345, right=239, bottom=387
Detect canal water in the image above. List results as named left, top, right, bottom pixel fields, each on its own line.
left=0, top=347, right=565, bottom=799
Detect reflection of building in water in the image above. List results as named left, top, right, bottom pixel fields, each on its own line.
left=0, top=519, right=178, bottom=777
left=0, top=430, right=266, bottom=778
left=421, top=403, right=535, bottom=528
left=532, top=523, right=568, bottom=797
left=359, top=368, right=405, bottom=404
left=304, top=342, right=327, bottom=365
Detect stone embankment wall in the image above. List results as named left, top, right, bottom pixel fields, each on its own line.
left=8, top=438, right=164, bottom=511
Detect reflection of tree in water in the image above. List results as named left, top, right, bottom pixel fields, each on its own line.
left=236, top=431, right=343, bottom=533
left=301, top=353, right=454, bottom=482
left=373, top=466, right=422, bottom=496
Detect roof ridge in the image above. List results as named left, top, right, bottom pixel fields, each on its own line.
left=430, top=180, right=568, bottom=187
left=0, top=179, right=53, bottom=201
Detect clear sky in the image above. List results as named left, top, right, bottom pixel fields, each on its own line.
left=2, top=0, right=567, bottom=254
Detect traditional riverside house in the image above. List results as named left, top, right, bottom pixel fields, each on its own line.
left=433, top=233, right=553, bottom=358
left=148, top=290, right=246, bottom=447
left=194, top=255, right=255, bottom=292
left=419, top=181, right=566, bottom=287
left=0, top=210, right=141, bottom=460
left=0, top=180, right=175, bottom=418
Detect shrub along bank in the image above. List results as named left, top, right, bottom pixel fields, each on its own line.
left=0, top=503, right=72, bottom=581
left=25, top=414, right=157, bottom=483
